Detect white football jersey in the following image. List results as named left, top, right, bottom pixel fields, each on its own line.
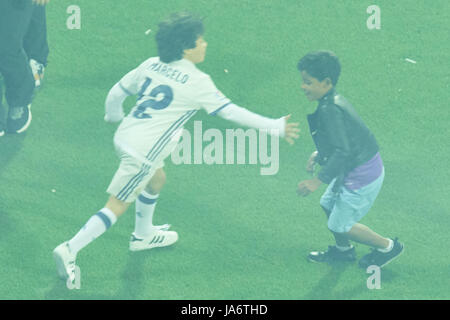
left=114, top=57, right=231, bottom=156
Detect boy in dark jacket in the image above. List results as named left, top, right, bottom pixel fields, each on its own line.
left=296, top=50, right=403, bottom=268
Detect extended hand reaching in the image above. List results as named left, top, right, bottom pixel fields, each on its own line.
left=297, top=177, right=322, bottom=197
left=283, top=115, right=300, bottom=145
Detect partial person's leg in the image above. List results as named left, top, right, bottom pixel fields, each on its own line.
left=23, top=3, right=48, bottom=88
left=130, top=134, right=181, bottom=248
left=134, top=168, right=166, bottom=238
left=321, top=205, right=352, bottom=248
left=0, top=77, right=5, bottom=135
left=129, top=166, right=178, bottom=251
left=53, top=194, right=131, bottom=282
left=23, top=3, right=49, bottom=66
left=329, top=170, right=391, bottom=251
left=0, top=0, right=35, bottom=133
left=319, top=180, right=353, bottom=249
left=0, top=49, right=34, bottom=109
left=344, top=223, right=390, bottom=249
left=67, top=196, right=130, bottom=256
left=308, top=180, right=357, bottom=263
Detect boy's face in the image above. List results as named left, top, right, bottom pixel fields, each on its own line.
left=300, top=71, right=333, bottom=101
left=184, top=36, right=208, bottom=64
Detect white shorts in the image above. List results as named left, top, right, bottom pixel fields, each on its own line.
left=107, top=128, right=182, bottom=203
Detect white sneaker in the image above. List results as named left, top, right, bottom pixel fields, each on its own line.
left=29, top=59, right=45, bottom=88
left=53, top=241, right=77, bottom=281
left=129, top=229, right=179, bottom=252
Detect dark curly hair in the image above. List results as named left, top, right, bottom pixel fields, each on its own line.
left=297, top=50, right=341, bottom=86
left=156, top=12, right=204, bottom=63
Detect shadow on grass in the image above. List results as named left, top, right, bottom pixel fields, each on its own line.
left=44, top=248, right=176, bottom=299
left=0, top=197, right=14, bottom=241
left=302, top=262, right=353, bottom=299
left=112, top=251, right=148, bottom=299
left=303, top=262, right=402, bottom=300
left=376, top=268, right=400, bottom=285
left=0, top=132, right=26, bottom=172
left=0, top=134, right=27, bottom=251
left=43, top=268, right=122, bottom=300
left=113, top=246, right=179, bottom=299
left=335, top=267, right=401, bottom=299
left=42, top=253, right=146, bottom=300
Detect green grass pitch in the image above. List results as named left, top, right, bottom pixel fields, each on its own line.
left=0, top=0, right=449, bottom=299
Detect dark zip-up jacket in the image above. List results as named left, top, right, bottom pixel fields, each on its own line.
left=307, top=89, right=379, bottom=187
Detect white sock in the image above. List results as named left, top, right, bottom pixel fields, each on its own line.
left=377, top=238, right=394, bottom=253
left=336, top=244, right=353, bottom=252
left=68, top=208, right=117, bottom=255
left=134, top=191, right=159, bottom=238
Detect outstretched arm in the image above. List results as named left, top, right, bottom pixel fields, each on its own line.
left=215, top=104, right=300, bottom=144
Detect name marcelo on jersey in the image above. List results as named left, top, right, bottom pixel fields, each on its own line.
left=149, top=62, right=189, bottom=84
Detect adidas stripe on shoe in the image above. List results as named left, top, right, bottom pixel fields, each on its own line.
left=129, top=229, right=178, bottom=252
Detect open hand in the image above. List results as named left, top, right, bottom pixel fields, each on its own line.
left=283, top=114, right=300, bottom=145
left=297, top=177, right=322, bottom=197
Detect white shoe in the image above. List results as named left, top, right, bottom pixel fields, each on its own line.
left=29, top=59, right=45, bottom=89
left=53, top=241, right=77, bottom=281
left=129, top=229, right=179, bottom=252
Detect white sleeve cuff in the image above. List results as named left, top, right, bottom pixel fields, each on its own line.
left=215, top=103, right=285, bottom=137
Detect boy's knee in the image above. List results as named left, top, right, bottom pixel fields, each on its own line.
left=327, top=218, right=344, bottom=234
left=105, top=195, right=130, bottom=218
left=146, top=168, right=166, bottom=194
left=327, top=221, right=351, bottom=235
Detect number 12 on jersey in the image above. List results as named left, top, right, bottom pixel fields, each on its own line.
left=133, top=77, right=174, bottom=119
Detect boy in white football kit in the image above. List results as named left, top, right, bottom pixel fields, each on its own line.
left=53, top=12, right=300, bottom=285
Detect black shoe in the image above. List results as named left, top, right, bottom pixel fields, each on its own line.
left=308, top=245, right=356, bottom=263
left=359, top=238, right=404, bottom=269
left=7, top=104, right=32, bottom=134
